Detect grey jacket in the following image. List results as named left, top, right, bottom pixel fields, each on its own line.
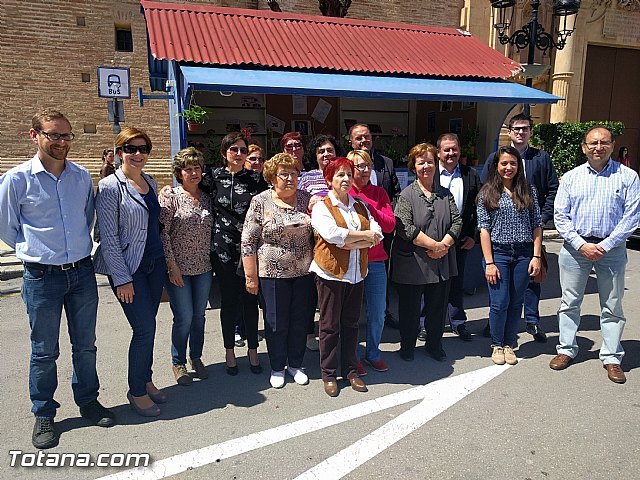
left=93, top=169, right=158, bottom=287
left=391, top=181, right=461, bottom=285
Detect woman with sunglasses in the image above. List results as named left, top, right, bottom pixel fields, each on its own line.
left=281, top=132, right=305, bottom=172
left=242, top=153, right=315, bottom=389
left=245, top=144, right=266, bottom=173
left=94, top=127, right=167, bottom=417
left=202, top=132, right=268, bottom=376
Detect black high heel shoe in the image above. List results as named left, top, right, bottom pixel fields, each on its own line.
left=248, top=350, right=262, bottom=374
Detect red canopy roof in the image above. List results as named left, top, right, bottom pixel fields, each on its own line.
left=141, top=1, right=522, bottom=80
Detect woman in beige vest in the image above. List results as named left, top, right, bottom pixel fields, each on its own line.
left=310, top=157, right=383, bottom=397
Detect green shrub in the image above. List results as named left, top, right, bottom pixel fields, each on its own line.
left=531, top=121, right=624, bottom=176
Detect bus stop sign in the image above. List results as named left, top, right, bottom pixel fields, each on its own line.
left=97, top=66, right=131, bottom=99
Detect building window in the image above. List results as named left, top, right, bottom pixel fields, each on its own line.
left=76, top=16, right=86, bottom=27
left=83, top=124, right=97, bottom=134
left=115, top=27, right=133, bottom=52
left=81, top=73, right=90, bottom=82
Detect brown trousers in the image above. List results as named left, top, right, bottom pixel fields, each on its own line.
left=315, top=276, right=364, bottom=382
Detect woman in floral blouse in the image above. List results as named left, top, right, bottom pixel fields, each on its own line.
left=202, top=132, right=267, bottom=376
left=159, top=147, right=213, bottom=386
left=241, top=153, right=315, bottom=389
left=477, top=145, right=542, bottom=366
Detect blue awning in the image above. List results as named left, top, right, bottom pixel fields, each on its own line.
left=180, top=66, right=560, bottom=104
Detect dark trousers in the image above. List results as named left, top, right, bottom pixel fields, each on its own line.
left=307, top=273, right=318, bottom=335
left=211, top=254, right=258, bottom=350
left=448, top=247, right=468, bottom=327
left=316, top=276, right=364, bottom=382
left=397, top=280, right=451, bottom=354
left=109, top=255, right=166, bottom=397
left=261, top=274, right=313, bottom=371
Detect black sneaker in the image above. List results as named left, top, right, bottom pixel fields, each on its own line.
left=384, top=313, right=400, bottom=329
left=526, top=323, right=547, bottom=343
left=425, top=346, right=447, bottom=362
left=454, top=324, right=473, bottom=341
left=80, top=400, right=116, bottom=427
left=417, top=327, right=427, bottom=342
left=32, top=417, right=58, bottom=449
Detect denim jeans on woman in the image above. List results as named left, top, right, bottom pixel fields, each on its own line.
left=360, top=261, right=387, bottom=362
left=166, top=271, right=213, bottom=365
left=486, top=243, right=533, bottom=347
left=109, top=254, right=167, bottom=397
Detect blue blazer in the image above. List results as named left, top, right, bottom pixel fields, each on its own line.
left=93, top=169, right=158, bottom=286
left=482, top=146, right=559, bottom=225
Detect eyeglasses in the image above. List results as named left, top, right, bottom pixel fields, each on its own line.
left=354, top=135, right=372, bottom=142
left=510, top=127, right=530, bottom=133
left=284, top=142, right=303, bottom=151
left=247, top=156, right=264, bottom=163
left=585, top=141, right=613, bottom=150
left=353, top=163, right=371, bottom=171
left=276, top=172, right=299, bottom=180
left=121, top=144, right=151, bottom=154
left=228, top=146, right=248, bottom=154
left=37, top=130, right=75, bottom=141
left=317, top=148, right=335, bottom=155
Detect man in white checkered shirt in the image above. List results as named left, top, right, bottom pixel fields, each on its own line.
left=550, top=125, right=640, bottom=384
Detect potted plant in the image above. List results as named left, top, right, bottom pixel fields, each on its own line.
left=177, top=104, right=209, bottom=132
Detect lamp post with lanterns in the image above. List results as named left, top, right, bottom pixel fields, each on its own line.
left=490, top=0, right=581, bottom=114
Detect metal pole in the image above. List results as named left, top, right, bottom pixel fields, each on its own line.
left=524, top=0, right=540, bottom=116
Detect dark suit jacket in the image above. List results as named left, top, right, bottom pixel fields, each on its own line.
left=433, top=163, right=481, bottom=243
left=371, top=150, right=401, bottom=201
left=482, top=146, right=559, bottom=225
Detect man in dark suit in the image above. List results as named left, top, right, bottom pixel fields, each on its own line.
left=350, top=123, right=402, bottom=328
left=481, top=113, right=559, bottom=342
left=433, top=133, right=481, bottom=341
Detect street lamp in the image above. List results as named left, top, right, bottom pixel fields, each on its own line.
left=490, top=0, right=581, bottom=114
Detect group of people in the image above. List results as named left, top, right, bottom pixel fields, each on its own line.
left=1, top=109, right=638, bottom=451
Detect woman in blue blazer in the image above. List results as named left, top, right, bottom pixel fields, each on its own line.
left=94, top=127, right=167, bottom=417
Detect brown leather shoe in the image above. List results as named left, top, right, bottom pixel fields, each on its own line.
left=323, top=380, right=339, bottom=397
left=549, top=354, right=573, bottom=370
left=349, top=376, right=368, bottom=393
left=604, top=364, right=626, bottom=384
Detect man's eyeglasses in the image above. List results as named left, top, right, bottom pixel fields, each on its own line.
left=584, top=141, right=613, bottom=150
left=510, top=127, right=530, bottom=133
left=37, top=130, right=75, bottom=142
left=353, top=163, right=371, bottom=171
left=121, top=144, right=151, bottom=155
left=284, top=142, right=303, bottom=151
left=276, top=172, right=299, bottom=180
left=247, top=156, right=264, bottom=163
left=229, top=146, right=249, bottom=154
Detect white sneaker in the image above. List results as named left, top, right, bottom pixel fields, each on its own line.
left=286, top=367, right=309, bottom=385
left=270, top=370, right=285, bottom=389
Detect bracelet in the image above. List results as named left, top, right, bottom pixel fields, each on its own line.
left=533, top=255, right=541, bottom=258
left=485, top=261, right=494, bottom=265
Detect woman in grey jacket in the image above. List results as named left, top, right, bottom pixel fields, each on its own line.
left=94, top=127, right=167, bottom=417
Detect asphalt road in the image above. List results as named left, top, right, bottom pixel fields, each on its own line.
left=1, top=238, right=639, bottom=480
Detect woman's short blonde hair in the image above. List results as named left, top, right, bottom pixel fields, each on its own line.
left=407, top=143, right=437, bottom=172
left=248, top=144, right=264, bottom=157
left=172, top=147, right=204, bottom=184
left=346, top=149, right=372, bottom=165
left=263, top=153, right=300, bottom=184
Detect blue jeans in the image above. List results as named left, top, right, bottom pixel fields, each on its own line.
left=557, top=243, right=627, bottom=364
left=260, top=274, right=313, bottom=371
left=167, top=271, right=213, bottom=365
left=486, top=243, right=533, bottom=347
left=109, top=255, right=167, bottom=397
left=360, top=261, right=387, bottom=361
left=22, top=258, right=99, bottom=418
left=523, top=280, right=541, bottom=325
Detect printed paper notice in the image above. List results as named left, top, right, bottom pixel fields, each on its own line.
left=311, top=99, right=332, bottom=124
left=292, top=95, right=307, bottom=115
left=266, top=115, right=285, bottom=134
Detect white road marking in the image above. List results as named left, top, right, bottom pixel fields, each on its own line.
left=96, top=364, right=512, bottom=480
left=294, top=363, right=510, bottom=480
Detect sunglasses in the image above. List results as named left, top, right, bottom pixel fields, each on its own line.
left=247, top=156, right=265, bottom=163
left=229, top=146, right=249, bottom=154
left=121, top=144, right=151, bottom=155
left=284, top=142, right=303, bottom=150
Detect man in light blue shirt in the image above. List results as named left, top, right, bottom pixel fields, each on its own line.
left=0, top=109, right=115, bottom=449
left=551, top=125, right=640, bottom=384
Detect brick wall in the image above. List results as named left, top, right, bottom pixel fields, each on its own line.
left=0, top=0, right=463, bottom=178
